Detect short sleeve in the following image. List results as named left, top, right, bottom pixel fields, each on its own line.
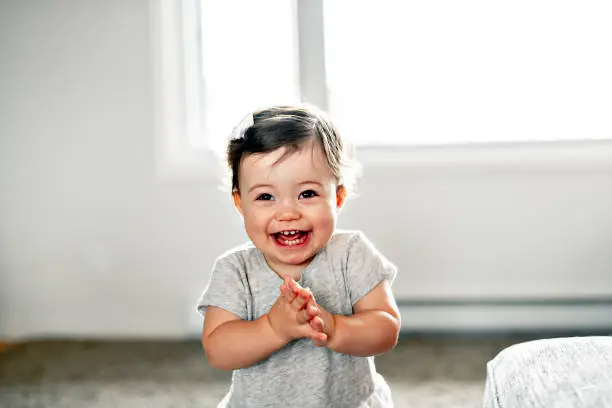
left=196, top=255, right=248, bottom=320
left=345, top=231, right=397, bottom=306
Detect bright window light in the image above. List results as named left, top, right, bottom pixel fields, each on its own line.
left=199, top=0, right=299, bottom=153
left=323, top=1, right=612, bottom=146
left=159, top=0, right=612, bottom=173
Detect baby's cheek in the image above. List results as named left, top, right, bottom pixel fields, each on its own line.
left=246, top=211, right=268, bottom=228
left=317, top=207, right=337, bottom=228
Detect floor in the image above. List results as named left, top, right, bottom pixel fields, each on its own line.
left=0, top=336, right=529, bottom=408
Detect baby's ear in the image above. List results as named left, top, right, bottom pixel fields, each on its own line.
left=232, top=191, right=244, bottom=215
left=336, top=185, right=347, bottom=209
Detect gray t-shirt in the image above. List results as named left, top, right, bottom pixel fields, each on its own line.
left=197, top=230, right=398, bottom=408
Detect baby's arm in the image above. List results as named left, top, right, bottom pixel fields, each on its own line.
left=202, top=307, right=286, bottom=371
left=202, top=290, right=326, bottom=371
left=280, top=277, right=399, bottom=354
left=316, top=281, right=400, bottom=356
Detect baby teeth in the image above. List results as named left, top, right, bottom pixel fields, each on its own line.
left=278, top=233, right=307, bottom=246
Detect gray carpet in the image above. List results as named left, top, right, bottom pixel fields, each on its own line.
left=0, top=337, right=523, bottom=408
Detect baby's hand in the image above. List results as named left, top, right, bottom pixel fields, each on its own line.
left=280, top=276, right=320, bottom=320
left=307, top=299, right=328, bottom=348
left=267, top=277, right=327, bottom=344
left=280, top=276, right=329, bottom=347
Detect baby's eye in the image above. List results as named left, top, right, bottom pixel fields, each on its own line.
left=255, top=193, right=274, bottom=201
left=299, top=190, right=318, bottom=199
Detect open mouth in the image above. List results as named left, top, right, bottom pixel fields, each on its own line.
left=272, top=230, right=311, bottom=247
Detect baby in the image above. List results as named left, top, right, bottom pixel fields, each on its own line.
left=197, top=104, right=400, bottom=407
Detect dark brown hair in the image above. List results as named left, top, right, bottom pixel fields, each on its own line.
left=226, top=104, right=359, bottom=193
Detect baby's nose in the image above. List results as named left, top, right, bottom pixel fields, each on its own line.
left=275, top=200, right=300, bottom=221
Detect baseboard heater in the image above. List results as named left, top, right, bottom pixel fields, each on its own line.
left=396, top=296, right=612, bottom=334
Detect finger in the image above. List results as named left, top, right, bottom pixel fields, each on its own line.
left=306, top=304, right=320, bottom=319
left=311, top=335, right=327, bottom=348
left=287, top=278, right=302, bottom=295
left=283, top=275, right=292, bottom=290
left=311, top=331, right=327, bottom=345
left=310, top=316, right=325, bottom=333
left=282, top=276, right=298, bottom=300
left=296, top=308, right=311, bottom=325
left=304, top=327, right=327, bottom=344
left=280, top=284, right=295, bottom=303
left=283, top=275, right=293, bottom=289
left=291, top=287, right=312, bottom=310
left=305, top=298, right=321, bottom=318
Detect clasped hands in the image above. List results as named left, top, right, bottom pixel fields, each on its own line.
left=267, top=276, right=335, bottom=347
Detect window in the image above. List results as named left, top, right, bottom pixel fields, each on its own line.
left=153, top=0, right=300, bottom=177
left=153, top=0, right=612, bottom=175
left=199, top=1, right=300, bottom=153
left=324, top=1, right=612, bottom=147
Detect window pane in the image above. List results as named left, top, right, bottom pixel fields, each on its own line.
left=324, top=1, right=612, bottom=146
left=200, top=0, right=299, bottom=152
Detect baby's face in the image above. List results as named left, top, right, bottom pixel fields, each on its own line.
left=235, top=141, right=344, bottom=276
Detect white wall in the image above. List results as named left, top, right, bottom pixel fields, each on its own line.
left=1, top=0, right=611, bottom=340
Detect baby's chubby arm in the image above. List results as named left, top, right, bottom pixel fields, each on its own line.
left=284, top=278, right=400, bottom=356
left=325, top=280, right=401, bottom=356
left=201, top=307, right=283, bottom=371
left=201, top=288, right=326, bottom=371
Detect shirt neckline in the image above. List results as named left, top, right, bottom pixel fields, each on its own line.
left=254, top=246, right=326, bottom=286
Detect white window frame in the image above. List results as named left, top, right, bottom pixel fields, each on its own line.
left=152, top=0, right=612, bottom=180
left=295, top=0, right=328, bottom=111
left=152, top=0, right=215, bottom=180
